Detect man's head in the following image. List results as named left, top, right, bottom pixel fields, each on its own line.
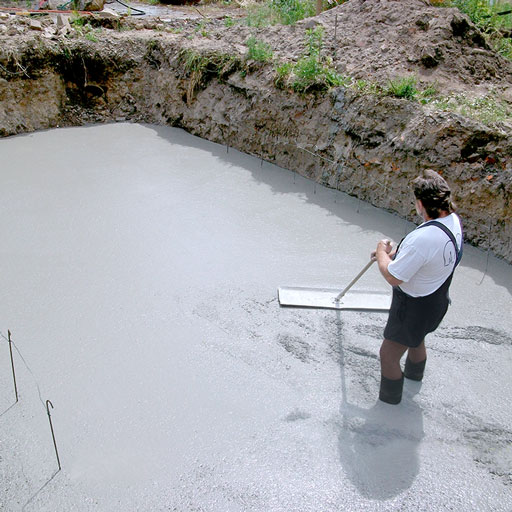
left=412, top=169, right=454, bottom=219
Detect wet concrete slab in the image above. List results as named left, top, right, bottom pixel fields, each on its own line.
left=0, top=123, right=511, bottom=511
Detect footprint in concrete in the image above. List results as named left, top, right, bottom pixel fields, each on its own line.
left=276, top=333, right=315, bottom=363
left=463, top=423, right=512, bottom=485
left=284, top=409, right=311, bottom=422
left=441, top=325, right=512, bottom=346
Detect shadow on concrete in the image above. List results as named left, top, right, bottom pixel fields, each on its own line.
left=333, top=310, right=423, bottom=500
left=149, top=124, right=512, bottom=297
left=337, top=398, right=424, bottom=500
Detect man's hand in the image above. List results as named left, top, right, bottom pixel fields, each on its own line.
left=374, top=239, right=402, bottom=286
left=371, top=239, right=393, bottom=260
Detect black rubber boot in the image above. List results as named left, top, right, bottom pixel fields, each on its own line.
left=379, top=374, right=404, bottom=405
left=404, top=357, right=426, bottom=381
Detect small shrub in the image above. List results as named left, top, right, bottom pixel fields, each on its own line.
left=418, top=83, right=439, bottom=104
left=224, top=16, right=235, bottom=27
left=246, top=36, right=273, bottom=62
left=291, top=28, right=349, bottom=92
left=274, top=61, right=293, bottom=88
left=246, top=3, right=274, bottom=27
left=269, top=0, right=315, bottom=25
left=194, top=20, right=210, bottom=37
left=246, top=0, right=315, bottom=27
left=386, top=76, right=418, bottom=99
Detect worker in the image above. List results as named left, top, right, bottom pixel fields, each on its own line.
left=373, top=169, right=463, bottom=404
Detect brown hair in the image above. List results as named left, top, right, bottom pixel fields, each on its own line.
left=412, top=169, right=455, bottom=218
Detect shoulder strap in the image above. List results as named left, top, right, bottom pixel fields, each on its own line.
left=417, top=220, right=463, bottom=268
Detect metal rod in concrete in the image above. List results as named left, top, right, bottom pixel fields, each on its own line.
left=8, top=330, right=18, bottom=403
left=46, top=400, right=61, bottom=471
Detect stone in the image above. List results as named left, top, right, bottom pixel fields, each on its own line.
left=43, top=27, right=56, bottom=39
left=56, top=14, right=71, bottom=30
left=29, top=20, right=43, bottom=31
left=94, top=7, right=120, bottom=19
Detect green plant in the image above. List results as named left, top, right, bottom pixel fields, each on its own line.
left=70, top=12, right=86, bottom=27
left=246, top=3, right=274, bottom=27
left=274, top=61, right=293, bottom=88
left=246, top=36, right=273, bottom=62
left=246, top=0, right=315, bottom=27
left=180, top=49, right=241, bottom=102
left=224, top=16, right=235, bottom=27
left=194, top=20, right=210, bottom=37
left=85, top=30, right=98, bottom=42
left=386, top=76, right=418, bottom=99
left=418, top=83, right=439, bottom=104
left=269, top=0, right=315, bottom=24
left=290, top=28, right=349, bottom=93
left=354, top=79, right=382, bottom=95
left=428, top=91, right=512, bottom=125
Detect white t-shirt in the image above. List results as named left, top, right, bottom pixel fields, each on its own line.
left=388, top=213, right=463, bottom=297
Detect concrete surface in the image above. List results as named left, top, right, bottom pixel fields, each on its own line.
left=0, top=123, right=511, bottom=511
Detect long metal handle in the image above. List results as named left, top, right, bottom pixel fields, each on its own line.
left=334, top=259, right=375, bottom=302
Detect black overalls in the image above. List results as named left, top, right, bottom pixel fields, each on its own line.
left=383, top=221, right=463, bottom=348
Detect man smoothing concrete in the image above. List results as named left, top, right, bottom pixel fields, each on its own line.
left=374, top=169, right=463, bottom=404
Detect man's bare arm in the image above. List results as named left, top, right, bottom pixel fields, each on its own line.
left=374, top=239, right=403, bottom=287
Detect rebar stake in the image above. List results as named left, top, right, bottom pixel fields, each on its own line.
left=46, top=400, right=61, bottom=471
left=8, top=330, right=18, bottom=403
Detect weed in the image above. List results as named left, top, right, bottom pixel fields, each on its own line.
left=70, top=12, right=86, bottom=27
left=274, top=61, right=293, bottom=88
left=386, top=76, right=418, bottom=99
left=224, top=16, right=235, bottom=27
left=289, top=28, right=349, bottom=93
left=246, top=3, right=274, bottom=27
left=418, top=83, right=439, bottom=104
left=269, top=0, right=315, bottom=25
left=429, top=91, right=512, bottom=125
left=354, top=79, right=382, bottom=95
left=194, top=20, right=210, bottom=37
left=179, top=49, right=241, bottom=102
left=246, top=36, right=274, bottom=62
left=246, top=0, right=315, bottom=27
left=85, top=30, right=98, bottom=42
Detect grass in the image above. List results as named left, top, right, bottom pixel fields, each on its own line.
left=194, top=20, right=210, bottom=37
left=179, top=49, right=241, bottom=102
left=224, top=16, right=236, bottom=27
left=385, top=76, right=418, bottom=100
left=354, top=74, right=510, bottom=125
left=427, top=91, right=512, bottom=125
left=70, top=13, right=101, bottom=41
left=274, top=27, right=350, bottom=93
left=246, top=36, right=274, bottom=62
left=246, top=0, right=315, bottom=27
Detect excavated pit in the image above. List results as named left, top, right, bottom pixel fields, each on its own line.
left=0, top=123, right=511, bottom=511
